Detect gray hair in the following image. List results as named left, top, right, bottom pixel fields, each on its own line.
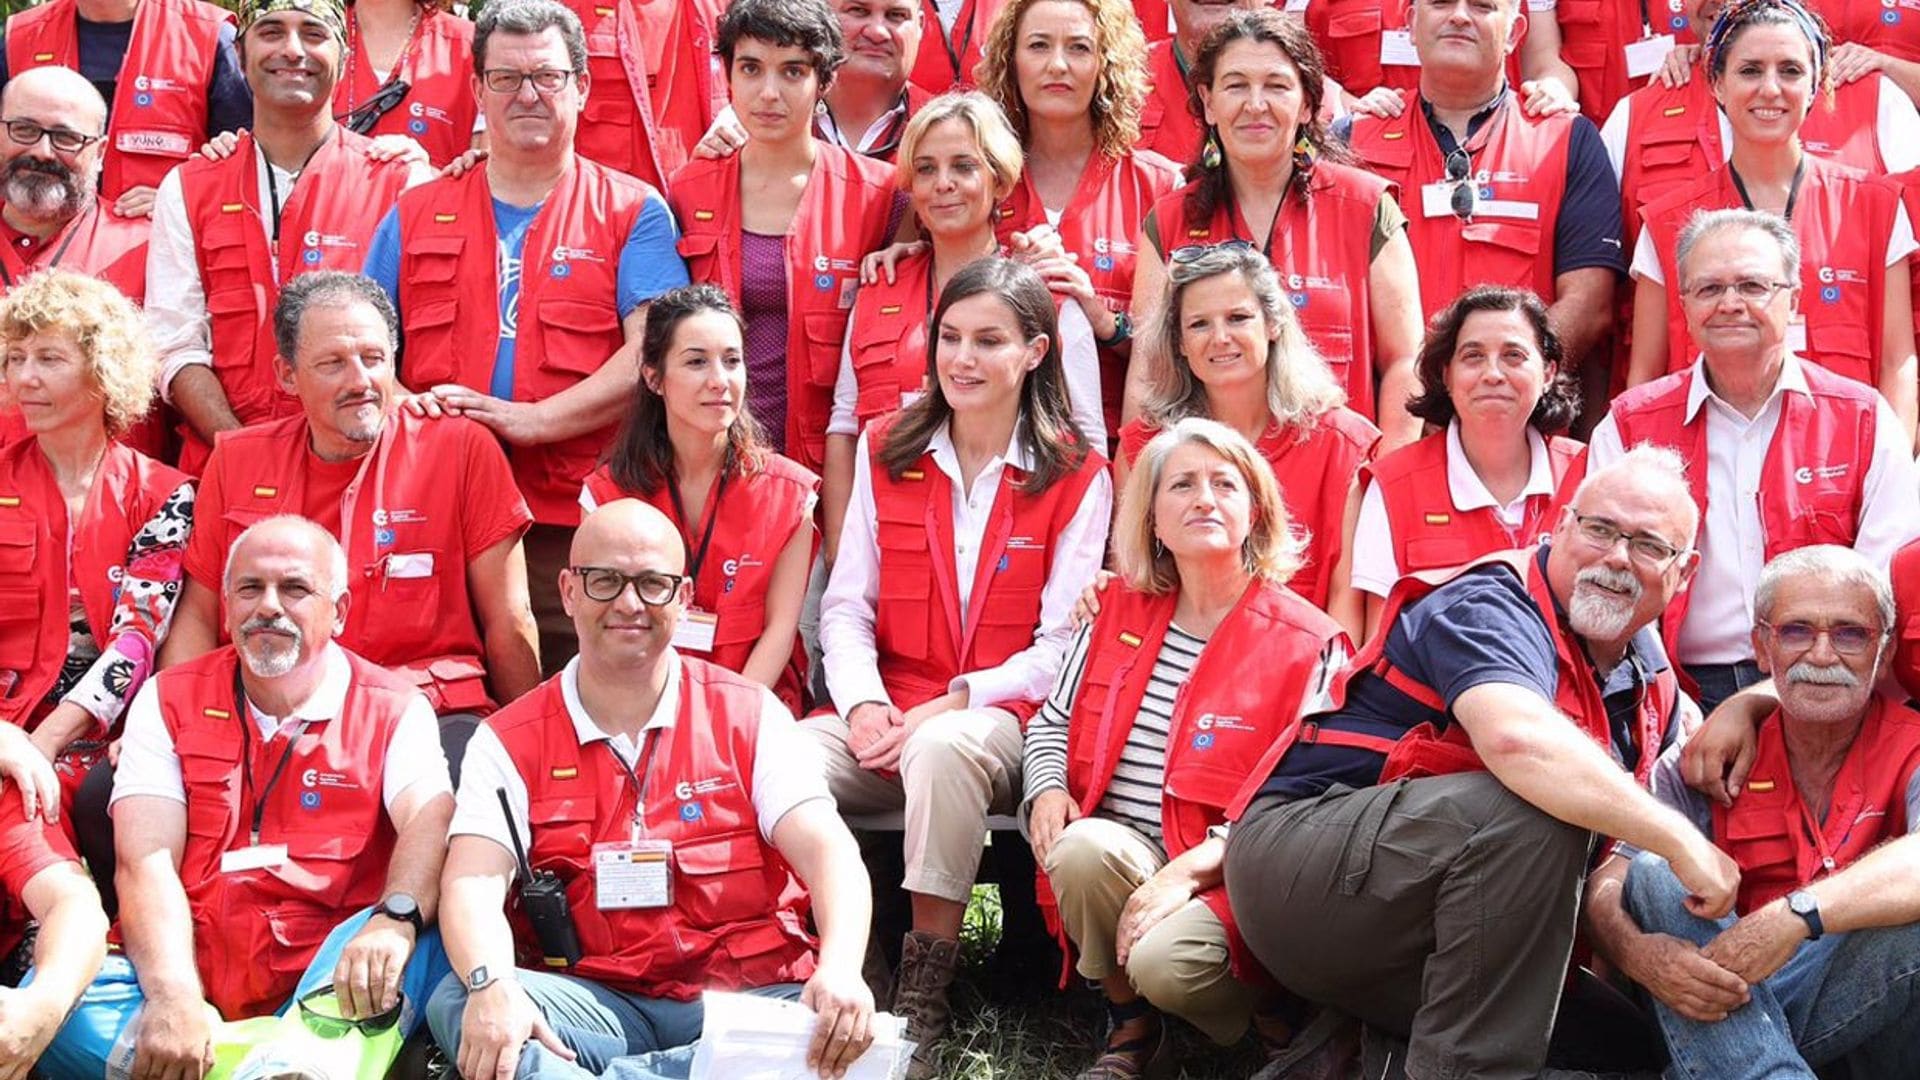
left=272, top=271, right=399, bottom=363
left=223, top=514, right=350, bottom=603
left=1754, top=545, right=1894, bottom=632
left=473, top=0, right=588, bottom=74
left=1676, top=207, right=1801, bottom=287
left=1572, top=442, right=1700, bottom=549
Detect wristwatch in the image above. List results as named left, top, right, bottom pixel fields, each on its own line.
left=1786, top=889, right=1824, bottom=941
left=467, top=965, right=501, bottom=993
left=1096, top=310, right=1132, bottom=349
left=376, top=893, right=425, bottom=934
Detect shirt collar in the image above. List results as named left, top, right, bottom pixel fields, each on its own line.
left=1419, top=83, right=1510, bottom=152
left=1444, top=420, right=1556, bottom=513
left=928, top=414, right=1036, bottom=478
left=1681, top=352, right=1811, bottom=423
left=1534, top=545, right=1669, bottom=684
left=558, top=652, right=680, bottom=747
left=816, top=90, right=911, bottom=154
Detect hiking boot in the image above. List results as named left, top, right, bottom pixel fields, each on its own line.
left=1074, top=996, right=1168, bottom=1080
left=894, top=929, right=962, bottom=1080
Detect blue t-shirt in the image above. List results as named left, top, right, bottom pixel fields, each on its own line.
left=363, top=189, right=690, bottom=397
left=0, top=18, right=253, bottom=139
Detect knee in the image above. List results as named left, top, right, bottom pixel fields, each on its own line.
left=425, top=970, right=471, bottom=1053
left=900, top=711, right=972, bottom=769
left=1041, top=819, right=1115, bottom=890
left=1126, top=919, right=1226, bottom=1018
left=1622, top=850, right=1688, bottom=928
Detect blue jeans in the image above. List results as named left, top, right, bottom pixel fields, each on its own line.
left=1683, top=661, right=1766, bottom=718
left=425, top=968, right=803, bottom=1080
left=1624, top=851, right=1920, bottom=1079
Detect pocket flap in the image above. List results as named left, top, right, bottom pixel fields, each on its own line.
left=1639, top=140, right=1698, bottom=169
left=0, top=519, right=35, bottom=565
left=205, top=286, right=259, bottom=317
left=1806, top=319, right=1873, bottom=359
left=675, top=830, right=767, bottom=875
left=677, top=232, right=724, bottom=260
left=529, top=794, right=595, bottom=825
left=1403, top=535, right=1475, bottom=570
left=1328, top=7, right=1382, bottom=35
left=1462, top=219, right=1543, bottom=257
left=407, top=298, right=459, bottom=331
left=541, top=298, right=622, bottom=334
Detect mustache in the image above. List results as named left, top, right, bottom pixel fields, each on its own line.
left=240, top=615, right=300, bottom=639
left=3, top=156, right=71, bottom=183
left=1576, top=565, right=1642, bottom=602
left=1785, top=661, right=1860, bottom=688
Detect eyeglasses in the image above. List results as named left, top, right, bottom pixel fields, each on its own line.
left=1570, top=512, right=1687, bottom=567
left=1169, top=239, right=1256, bottom=264
left=1444, top=147, right=1477, bottom=222
left=570, top=566, right=689, bottom=606
left=1681, top=278, right=1794, bottom=305
left=480, top=68, right=577, bottom=95
left=1758, top=620, right=1885, bottom=657
left=296, top=987, right=401, bottom=1038
left=1, top=118, right=102, bottom=153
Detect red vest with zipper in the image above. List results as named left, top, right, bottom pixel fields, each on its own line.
left=1640, top=155, right=1897, bottom=386
left=1886, top=534, right=1920, bottom=700
left=0, top=439, right=186, bottom=729
left=1364, top=430, right=1584, bottom=576
left=1304, top=0, right=1524, bottom=97
left=866, top=418, right=1105, bottom=723
left=393, top=155, right=651, bottom=526
left=561, top=0, right=716, bottom=190
left=844, top=251, right=937, bottom=432
left=1554, top=0, right=1649, bottom=125
left=582, top=453, right=820, bottom=715
left=1608, top=361, right=1875, bottom=679
left=1807, top=0, right=1920, bottom=63
left=669, top=143, right=898, bottom=472
left=155, top=645, right=406, bottom=1020
left=1138, top=40, right=1200, bottom=165
left=191, top=411, right=523, bottom=715
left=330, top=7, right=477, bottom=169
left=908, top=0, right=1008, bottom=92
left=490, top=660, right=818, bottom=1001
left=1350, top=97, right=1572, bottom=316
left=1048, top=579, right=1347, bottom=980
left=1119, top=410, right=1379, bottom=611
left=6, top=0, right=230, bottom=201
left=174, top=128, right=412, bottom=475
left=1148, top=163, right=1392, bottom=420
left=1712, top=699, right=1920, bottom=913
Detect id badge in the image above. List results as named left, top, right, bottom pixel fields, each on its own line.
left=1625, top=34, right=1677, bottom=78
left=593, top=839, right=673, bottom=910
left=1380, top=30, right=1421, bottom=67
left=672, top=609, right=719, bottom=653
left=1284, top=0, right=1308, bottom=11
left=1421, top=181, right=1464, bottom=219
left=221, top=844, right=289, bottom=873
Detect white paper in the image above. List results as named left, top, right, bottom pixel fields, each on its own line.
left=1380, top=29, right=1420, bottom=67
left=690, top=990, right=915, bottom=1080
left=1625, top=34, right=1677, bottom=78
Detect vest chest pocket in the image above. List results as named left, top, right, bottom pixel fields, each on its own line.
left=673, top=828, right=772, bottom=926
left=1459, top=218, right=1545, bottom=285
left=713, top=599, right=768, bottom=647
left=675, top=230, right=723, bottom=269
left=528, top=794, right=596, bottom=876
left=1326, top=4, right=1383, bottom=38
left=1720, top=800, right=1798, bottom=882
left=203, top=285, right=266, bottom=403
left=0, top=521, right=39, bottom=677
left=535, top=298, right=623, bottom=379
left=175, top=729, right=240, bottom=846
left=399, top=299, right=461, bottom=389
left=1402, top=534, right=1476, bottom=573
left=1804, top=319, right=1875, bottom=387
left=874, top=547, right=932, bottom=662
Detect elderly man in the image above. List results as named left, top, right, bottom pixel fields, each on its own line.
left=1587, top=545, right=1920, bottom=1077
left=148, top=0, right=427, bottom=476
left=1225, top=447, right=1739, bottom=1079
left=363, top=0, right=689, bottom=672
left=1589, top=208, right=1920, bottom=715
left=159, top=271, right=539, bottom=777
left=429, top=500, right=874, bottom=1080
left=41, top=515, right=455, bottom=1077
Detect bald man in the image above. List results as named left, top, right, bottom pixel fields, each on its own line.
left=430, top=499, right=875, bottom=1080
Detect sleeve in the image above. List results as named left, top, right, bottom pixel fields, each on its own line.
left=458, top=422, right=534, bottom=559
left=1599, top=97, right=1631, bottom=180
left=1886, top=198, right=1918, bottom=266
left=1395, top=571, right=1560, bottom=708
left=1585, top=415, right=1624, bottom=469
left=1348, top=479, right=1400, bottom=599
left=616, top=193, right=693, bottom=317
left=956, top=468, right=1114, bottom=709
left=1056, top=304, right=1107, bottom=449
left=1848, top=397, right=1920, bottom=571
left=1627, top=223, right=1663, bottom=283
left=1369, top=189, right=1409, bottom=262
left=205, top=22, right=254, bottom=138
left=0, top=792, right=75, bottom=903
left=109, top=681, right=187, bottom=807
left=1878, top=75, right=1920, bottom=175
left=60, top=482, right=198, bottom=727
left=180, top=455, right=228, bottom=590
left=1020, top=620, right=1093, bottom=808
left=818, top=431, right=892, bottom=716
left=446, top=724, right=530, bottom=878
left=146, top=170, right=212, bottom=403
left=362, top=207, right=405, bottom=309
left=1141, top=205, right=1165, bottom=258
left=381, top=693, right=454, bottom=812
left=579, top=484, right=600, bottom=515
left=827, top=327, right=860, bottom=437
left=1551, top=118, right=1629, bottom=278
left=748, top=687, right=833, bottom=842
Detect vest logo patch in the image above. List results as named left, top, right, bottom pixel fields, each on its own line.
left=434, top=213, right=458, bottom=223
left=1117, top=631, right=1143, bottom=647
left=679, top=801, right=704, bottom=821
left=252, top=486, right=278, bottom=499
left=550, top=766, right=579, bottom=780
left=1793, top=464, right=1850, bottom=484
left=674, top=777, right=738, bottom=800
left=1746, top=779, right=1776, bottom=792
left=1663, top=105, right=1687, bottom=117
left=1382, top=131, right=1406, bottom=140
left=553, top=245, right=604, bottom=265
left=693, top=210, right=715, bottom=221
left=1424, top=512, right=1450, bottom=525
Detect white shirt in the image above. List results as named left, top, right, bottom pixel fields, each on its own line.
left=819, top=423, right=1113, bottom=717
left=1349, top=421, right=1560, bottom=598
left=146, top=143, right=433, bottom=402
left=111, top=643, right=452, bottom=813
left=450, top=655, right=830, bottom=868
left=1588, top=354, right=1920, bottom=664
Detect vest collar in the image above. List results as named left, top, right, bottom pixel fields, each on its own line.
left=241, top=641, right=351, bottom=735
left=559, top=653, right=681, bottom=757
left=1443, top=419, right=1556, bottom=514
left=1683, top=351, right=1812, bottom=423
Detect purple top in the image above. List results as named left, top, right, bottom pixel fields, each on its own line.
left=740, top=230, right=790, bottom=453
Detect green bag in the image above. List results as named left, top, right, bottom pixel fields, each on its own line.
left=206, top=987, right=406, bottom=1080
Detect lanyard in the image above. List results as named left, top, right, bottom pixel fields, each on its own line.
left=933, top=0, right=978, bottom=82
left=1728, top=157, right=1807, bottom=221
left=337, top=414, right=398, bottom=583
left=665, top=459, right=730, bottom=584
left=343, top=3, right=424, bottom=115
left=233, top=662, right=312, bottom=847
left=0, top=204, right=91, bottom=289
left=607, top=728, right=663, bottom=837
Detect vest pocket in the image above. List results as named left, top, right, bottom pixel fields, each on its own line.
left=204, top=286, right=268, bottom=414
left=1804, top=320, right=1875, bottom=386
left=1721, top=806, right=1797, bottom=881
left=1327, top=5, right=1383, bottom=37
left=675, top=231, right=723, bottom=264
left=536, top=298, right=623, bottom=378
left=674, top=829, right=772, bottom=926
left=400, top=299, right=460, bottom=388
left=1402, top=535, right=1476, bottom=573
left=0, top=523, right=39, bottom=677
left=714, top=599, right=768, bottom=647
left=1460, top=219, right=1544, bottom=283
left=528, top=795, right=595, bottom=874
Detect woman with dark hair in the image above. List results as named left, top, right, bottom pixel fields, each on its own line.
left=333, top=0, right=482, bottom=168
left=1335, top=286, right=1584, bottom=640
left=1127, top=8, right=1423, bottom=448
left=811, top=257, right=1111, bottom=1078
left=668, top=0, right=905, bottom=475
left=580, top=285, right=818, bottom=714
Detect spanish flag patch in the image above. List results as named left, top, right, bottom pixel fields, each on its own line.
left=694, top=210, right=715, bottom=221
left=203, top=707, right=231, bottom=720
left=1663, top=105, right=1687, bottom=117
left=221, top=203, right=246, bottom=213
left=0, top=496, right=17, bottom=508
left=551, top=766, right=579, bottom=780
left=880, top=304, right=902, bottom=315
left=1382, top=130, right=1406, bottom=140
left=1118, top=631, right=1143, bottom=648
left=434, top=213, right=458, bottom=223
left=1424, top=513, right=1450, bottom=525
left=32, top=53, right=53, bottom=62
left=253, top=486, right=278, bottom=499
left=595, top=5, right=613, bottom=13
left=902, top=469, right=925, bottom=481
left=1746, top=780, right=1776, bottom=793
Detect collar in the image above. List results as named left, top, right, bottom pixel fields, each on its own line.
left=1682, top=351, right=1811, bottom=423
left=1419, top=82, right=1510, bottom=152
left=244, top=641, right=351, bottom=727
left=928, top=414, right=1035, bottom=479
left=1444, top=420, right=1556, bottom=513
left=816, top=89, right=911, bottom=154
left=559, top=652, right=681, bottom=747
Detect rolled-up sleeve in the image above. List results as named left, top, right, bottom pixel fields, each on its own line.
left=146, top=170, right=210, bottom=402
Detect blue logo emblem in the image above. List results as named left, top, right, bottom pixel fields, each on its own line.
left=410, top=119, right=428, bottom=135
left=302, top=248, right=322, bottom=266
left=996, top=554, right=1010, bottom=573
left=1821, top=285, right=1841, bottom=304
left=814, top=273, right=834, bottom=290
left=1290, top=292, right=1308, bottom=309
left=1884, top=8, right=1900, bottom=22
left=1192, top=733, right=1215, bottom=750
left=135, top=92, right=153, bottom=108
left=551, top=262, right=571, bottom=279
left=679, top=802, right=703, bottom=821
left=1095, top=255, right=1114, bottom=271
left=300, top=791, right=321, bottom=810
left=1670, top=14, right=1686, bottom=27
left=1479, top=185, right=1494, bottom=199
left=376, top=527, right=396, bottom=548
left=723, top=577, right=736, bottom=594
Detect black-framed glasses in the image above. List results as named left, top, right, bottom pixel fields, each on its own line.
left=1570, top=512, right=1687, bottom=567
left=1681, top=278, right=1795, bottom=305
left=570, top=566, right=689, bottom=606
left=1, top=118, right=102, bottom=153
left=296, top=986, right=402, bottom=1038
left=1758, top=620, right=1885, bottom=657
left=481, top=68, right=577, bottom=95
left=1169, top=239, right=1256, bottom=264
left=1444, top=147, right=1477, bottom=222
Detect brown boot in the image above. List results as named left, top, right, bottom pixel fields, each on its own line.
left=894, top=930, right=962, bottom=1080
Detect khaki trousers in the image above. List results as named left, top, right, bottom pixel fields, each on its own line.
left=802, top=707, right=1022, bottom=903
left=1043, top=816, right=1256, bottom=1044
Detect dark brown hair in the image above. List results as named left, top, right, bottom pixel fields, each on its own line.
left=1405, top=285, right=1580, bottom=433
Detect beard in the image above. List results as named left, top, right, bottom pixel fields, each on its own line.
left=239, top=615, right=304, bottom=678
left=1780, top=659, right=1872, bottom=726
left=1, top=155, right=86, bottom=220
left=1567, top=565, right=1643, bottom=641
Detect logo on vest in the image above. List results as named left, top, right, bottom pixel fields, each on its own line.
left=301, top=791, right=321, bottom=809
left=1195, top=712, right=1256, bottom=735
left=131, top=74, right=183, bottom=108
left=679, top=802, right=703, bottom=821
left=107, top=565, right=125, bottom=585
left=551, top=245, right=605, bottom=278
left=1793, top=464, right=1850, bottom=484
left=407, top=101, right=452, bottom=136
left=301, top=229, right=354, bottom=267
left=674, top=777, right=739, bottom=800
left=301, top=768, right=354, bottom=790
left=1815, top=265, right=1864, bottom=303
left=1091, top=237, right=1132, bottom=272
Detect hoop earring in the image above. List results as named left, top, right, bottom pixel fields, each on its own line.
left=1153, top=537, right=1166, bottom=559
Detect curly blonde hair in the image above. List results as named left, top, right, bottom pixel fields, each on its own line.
left=973, top=0, right=1148, bottom=158
left=0, top=270, right=153, bottom=439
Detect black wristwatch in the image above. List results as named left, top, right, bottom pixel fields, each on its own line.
left=467, top=964, right=499, bottom=993
left=376, top=892, right=425, bottom=934
left=1096, top=310, right=1132, bottom=348
left=1786, top=889, right=1824, bottom=941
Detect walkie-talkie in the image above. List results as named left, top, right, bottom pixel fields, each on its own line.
left=498, top=788, right=581, bottom=968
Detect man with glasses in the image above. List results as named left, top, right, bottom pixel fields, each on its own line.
left=429, top=499, right=876, bottom=1080
left=363, top=0, right=689, bottom=675
left=146, top=0, right=428, bottom=476
left=1589, top=208, right=1920, bottom=714
left=1586, top=545, right=1920, bottom=1077
left=1225, top=446, right=1737, bottom=1079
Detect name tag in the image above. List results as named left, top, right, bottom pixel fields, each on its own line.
left=1787, top=318, right=1807, bottom=355
left=1625, top=34, right=1677, bottom=78
left=115, top=129, right=192, bottom=156
left=672, top=608, right=719, bottom=653
left=1380, top=30, right=1421, bottom=67
left=221, top=844, right=288, bottom=873
left=1421, top=181, right=1468, bottom=219
left=1284, top=0, right=1309, bottom=11
left=1476, top=198, right=1541, bottom=221
left=593, top=839, right=672, bottom=909
left=385, top=552, right=434, bottom=580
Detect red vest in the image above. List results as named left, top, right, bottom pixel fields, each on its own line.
left=1608, top=361, right=1875, bottom=669
left=489, top=660, right=818, bottom=1001
left=1138, top=40, right=1200, bottom=165
left=844, top=251, right=937, bottom=432
left=1148, top=163, right=1393, bottom=420
left=1304, top=0, right=1423, bottom=98
left=908, top=0, right=1008, bottom=92
left=331, top=7, right=478, bottom=169
left=1903, top=169, right=1920, bottom=384
left=5, top=0, right=230, bottom=201
left=1350, top=97, right=1574, bottom=316
left=1555, top=0, right=1649, bottom=125
left=0, top=439, right=186, bottom=728
left=821, top=83, right=933, bottom=164
left=1119, top=410, right=1379, bottom=610
left=1053, top=579, right=1346, bottom=979
left=562, top=0, right=716, bottom=190
left=1640, top=155, right=1897, bottom=386
left=866, top=419, right=1106, bottom=722
left=1807, top=0, right=1920, bottom=63
left=173, top=128, right=413, bottom=475
left=195, top=411, right=524, bottom=714
left=1712, top=698, right=1920, bottom=913
left=1889, top=534, right=1920, bottom=700
left=1364, top=430, right=1584, bottom=577
left=669, top=143, right=899, bottom=472
left=155, top=646, right=407, bottom=1019
left=0, top=200, right=148, bottom=304
left=582, top=453, right=820, bottom=714
left=1801, top=76, right=1889, bottom=172
left=394, top=156, right=652, bottom=526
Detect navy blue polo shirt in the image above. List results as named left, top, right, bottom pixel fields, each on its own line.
left=0, top=16, right=253, bottom=140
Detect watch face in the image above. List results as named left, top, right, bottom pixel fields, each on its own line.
left=384, top=894, right=419, bottom=918
left=1790, top=892, right=1815, bottom=914
left=468, top=965, right=489, bottom=990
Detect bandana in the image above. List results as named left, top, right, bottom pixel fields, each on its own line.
left=1704, top=0, right=1829, bottom=90
left=240, top=0, right=348, bottom=41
